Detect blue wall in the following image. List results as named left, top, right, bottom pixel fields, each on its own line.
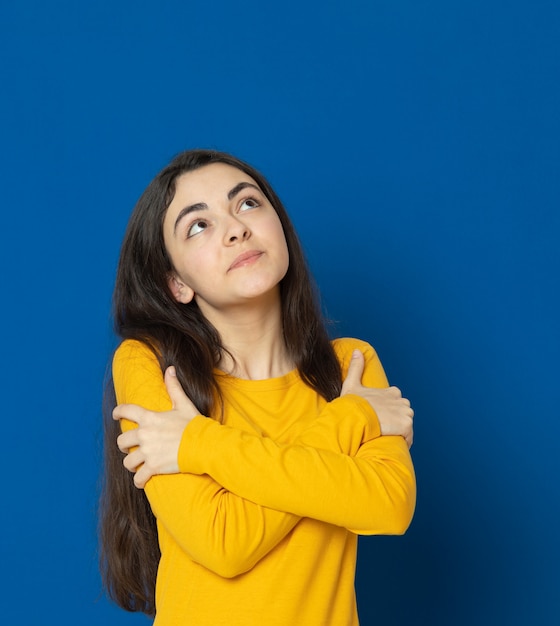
left=1, top=1, right=558, bottom=624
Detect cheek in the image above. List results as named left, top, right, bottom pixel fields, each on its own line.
left=276, top=225, right=290, bottom=263
left=268, top=215, right=288, bottom=250
left=275, top=232, right=290, bottom=279
left=165, top=243, right=196, bottom=284
left=180, top=248, right=219, bottom=286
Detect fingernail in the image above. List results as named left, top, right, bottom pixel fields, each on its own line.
left=168, top=366, right=177, bottom=376
left=352, top=350, right=361, bottom=358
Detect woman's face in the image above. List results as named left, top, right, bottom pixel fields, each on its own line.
left=162, top=163, right=289, bottom=318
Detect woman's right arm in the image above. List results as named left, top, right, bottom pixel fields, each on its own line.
left=113, top=340, right=380, bottom=577
left=176, top=344, right=415, bottom=536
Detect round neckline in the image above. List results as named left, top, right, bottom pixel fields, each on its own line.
left=214, top=367, right=301, bottom=391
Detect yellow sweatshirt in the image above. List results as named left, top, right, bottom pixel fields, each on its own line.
left=113, top=337, right=416, bottom=626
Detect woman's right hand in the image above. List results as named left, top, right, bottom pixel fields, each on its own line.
left=341, top=350, right=414, bottom=447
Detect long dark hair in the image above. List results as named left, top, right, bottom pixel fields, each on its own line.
left=99, top=149, right=342, bottom=615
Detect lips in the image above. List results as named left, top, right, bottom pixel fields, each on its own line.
left=228, top=250, right=263, bottom=271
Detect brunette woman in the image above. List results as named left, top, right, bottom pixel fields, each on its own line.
left=99, top=149, right=415, bottom=625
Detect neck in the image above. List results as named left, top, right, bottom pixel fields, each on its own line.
left=198, top=292, right=294, bottom=380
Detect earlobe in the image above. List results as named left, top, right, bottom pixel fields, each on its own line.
left=167, top=273, right=195, bottom=304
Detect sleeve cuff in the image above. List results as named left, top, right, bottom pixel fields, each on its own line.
left=177, top=415, right=217, bottom=473
left=346, top=394, right=382, bottom=440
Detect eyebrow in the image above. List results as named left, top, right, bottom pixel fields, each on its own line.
left=173, top=202, right=208, bottom=234
left=227, top=181, right=260, bottom=200
left=173, top=181, right=262, bottom=235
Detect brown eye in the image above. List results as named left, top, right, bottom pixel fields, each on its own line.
left=187, top=219, right=208, bottom=238
left=240, top=198, right=260, bottom=211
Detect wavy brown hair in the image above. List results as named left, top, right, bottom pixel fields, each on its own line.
left=98, top=149, right=342, bottom=615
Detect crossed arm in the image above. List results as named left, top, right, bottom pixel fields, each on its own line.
left=112, top=339, right=415, bottom=576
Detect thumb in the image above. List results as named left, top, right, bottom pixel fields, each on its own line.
left=342, top=350, right=365, bottom=393
left=164, top=366, right=191, bottom=410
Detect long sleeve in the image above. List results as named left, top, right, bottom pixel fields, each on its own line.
left=180, top=418, right=414, bottom=535
left=178, top=340, right=416, bottom=535
left=112, top=339, right=388, bottom=577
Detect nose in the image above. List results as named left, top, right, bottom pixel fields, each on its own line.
left=224, top=215, right=250, bottom=244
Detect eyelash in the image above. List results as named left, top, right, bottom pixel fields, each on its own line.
left=186, top=219, right=209, bottom=238
left=239, top=196, right=260, bottom=210
left=185, top=196, right=262, bottom=238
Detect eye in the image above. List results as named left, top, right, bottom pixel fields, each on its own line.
left=187, top=219, right=208, bottom=238
left=239, top=197, right=260, bottom=211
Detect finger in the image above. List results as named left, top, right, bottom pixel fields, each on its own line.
left=113, top=403, right=144, bottom=424
left=123, top=449, right=144, bottom=472
left=164, top=366, right=193, bottom=410
left=112, top=404, right=126, bottom=421
left=116, top=430, right=138, bottom=453
left=388, top=386, right=402, bottom=398
left=343, top=350, right=365, bottom=388
left=133, top=464, right=153, bottom=489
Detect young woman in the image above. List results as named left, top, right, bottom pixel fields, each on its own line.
left=99, top=149, right=416, bottom=625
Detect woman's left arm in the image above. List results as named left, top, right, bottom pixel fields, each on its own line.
left=180, top=411, right=415, bottom=535
left=176, top=339, right=415, bottom=535
left=116, top=340, right=416, bottom=535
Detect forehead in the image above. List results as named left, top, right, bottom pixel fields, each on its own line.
left=171, top=162, right=258, bottom=203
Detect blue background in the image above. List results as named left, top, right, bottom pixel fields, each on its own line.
left=1, top=1, right=558, bottom=624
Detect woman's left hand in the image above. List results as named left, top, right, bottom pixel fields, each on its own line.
left=113, top=366, right=201, bottom=488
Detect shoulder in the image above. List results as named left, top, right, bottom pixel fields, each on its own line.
left=331, top=337, right=379, bottom=363
left=113, top=338, right=158, bottom=361
left=112, top=338, right=162, bottom=383
left=112, top=340, right=169, bottom=407
left=332, top=337, right=388, bottom=386
left=113, top=339, right=161, bottom=381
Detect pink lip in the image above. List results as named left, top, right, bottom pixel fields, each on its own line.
left=228, top=250, right=263, bottom=271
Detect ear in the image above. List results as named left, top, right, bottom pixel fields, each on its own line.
left=167, top=273, right=195, bottom=304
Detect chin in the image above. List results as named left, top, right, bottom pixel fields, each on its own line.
left=240, top=280, right=282, bottom=301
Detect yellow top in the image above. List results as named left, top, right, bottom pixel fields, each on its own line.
left=113, top=337, right=416, bottom=626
